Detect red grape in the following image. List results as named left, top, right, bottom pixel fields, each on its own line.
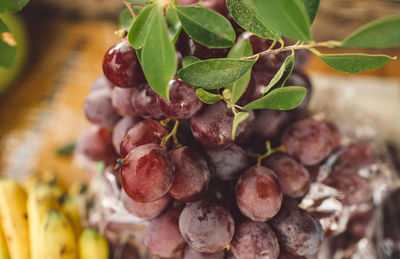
left=270, top=201, right=324, bottom=256
left=77, top=126, right=115, bottom=161
left=120, top=143, right=175, bottom=202
left=264, top=153, right=311, bottom=198
left=119, top=120, right=168, bottom=157
left=102, top=39, right=144, bottom=88
left=284, top=72, right=312, bottom=114
left=111, top=87, right=138, bottom=117
left=169, top=146, right=210, bottom=202
left=144, top=207, right=186, bottom=258
left=231, top=221, right=280, bottom=259
left=121, top=189, right=170, bottom=220
left=112, top=117, right=139, bottom=155
left=282, top=118, right=334, bottom=166
left=157, top=77, right=203, bottom=120
left=83, top=88, right=121, bottom=127
left=253, top=110, right=291, bottom=141
left=333, top=142, right=375, bottom=172
left=131, top=83, right=164, bottom=119
left=183, top=245, right=225, bottom=259
left=235, top=166, right=282, bottom=222
left=204, top=144, right=248, bottom=181
left=179, top=201, right=235, bottom=253
left=90, top=76, right=113, bottom=91
left=190, top=101, right=234, bottom=149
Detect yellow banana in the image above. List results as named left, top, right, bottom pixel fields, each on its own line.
left=28, top=184, right=62, bottom=259
left=68, top=182, right=87, bottom=197
left=39, top=209, right=77, bottom=259
left=79, top=228, right=109, bottom=259
left=61, top=195, right=83, bottom=238
left=0, top=178, right=30, bottom=259
left=0, top=220, right=10, bottom=259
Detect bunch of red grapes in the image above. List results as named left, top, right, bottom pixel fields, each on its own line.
left=77, top=1, right=377, bottom=258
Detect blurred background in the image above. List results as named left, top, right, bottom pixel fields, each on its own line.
left=0, top=0, right=399, bottom=186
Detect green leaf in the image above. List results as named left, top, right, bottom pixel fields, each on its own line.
left=263, top=54, right=295, bottom=94
left=166, top=6, right=179, bottom=25
left=226, top=0, right=280, bottom=40
left=175, top=6, right=236, bottom=48
left=249, top=0, right=311, bottom=42
left=178, top=58, right=256, bottom=89
left=182, top=56, right=200, bottom=67
left=119, top=9, right=134, bottom=30
left=232, top=112, right=249, bottom=140
left=0, top=18, right=17, bottom=68
left=342, top=15, right=400, bottom=48
left=318, top=53, right=395, bottom=73
left=244, top=86, right=306, bottom=110
left=0, top=0, right=29, bottom=12
left=302, top=0, right=320, bottom=24
left=128, top=3, right=157, bottom=49
left=195, top=89, right=223, bottom=104
left=226, top=39, right=253, bottom=104
left=141, top=5, right=177, bottom=100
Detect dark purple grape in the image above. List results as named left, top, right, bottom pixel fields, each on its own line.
left=168, top=146, right=210, bottom=202
left=284, top=72, right=312, bottom=114
left=270, top=201, right=324, bottom=256
left=231, top=221, right=280, bottom=259
left=235, top=166, right=282, bottom=222
left=144, top=207, right=185, bottom=258
left=112, top=117, right=140, bottom=155
left=293, top=49, right=311, bottom=71
left=322, top=170, right=370, bottom=205
left=253, top=110, right=291, bottom=141
left=112, top=243, right=141, bottom=259
left=83, top=88, right=121, bottom=127
left=119, top=120, right=168, bottom=157
left=179, top=201, right=235, bottom=253
left=190, top=101, right=234, bottom=149
left=102, top=39, right=144, bottom=88
left=199, top=0, right=228, bottom=15
left=278, top=249, right=306, bottom=259
left=235, top=110, right=255, bottom=145
left=203, top=178, right=235, bottom=206
left=183, top=245, right=225, bottom=259
left=131, top=83, right=164, bottom=119
left=346, top=209, right=374, bottom=239
left=333, top=142, right=375, bottom=172
left=157, top=77, right=203, bottom=120
left=120, top=143, right=175, bottom=202
left=90, top=76, right=113, bottom=91
left=204, top=144, right=248, bottom=181
left=326, top=122, right=341, bottom=150
left=282, top=118, right=334, bottom=166
left=111, top=87, right=137, bottom=117
left=121, top=189, right=170, bottom=219
left=176, top=32, right=229, bottom=60
left=264, top=153, right=311, bottom=198
left=77, top=126, right=115, bottom=161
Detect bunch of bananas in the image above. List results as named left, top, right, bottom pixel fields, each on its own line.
left=0, top=176, right=109, bottom=259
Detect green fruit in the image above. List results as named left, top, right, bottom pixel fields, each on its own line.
left=0, top=13, right=28, bottom=95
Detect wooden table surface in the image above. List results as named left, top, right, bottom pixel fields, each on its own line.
left=0, top=19, right=399, bottom=187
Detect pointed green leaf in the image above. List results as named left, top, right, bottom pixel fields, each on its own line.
left=182, top=56, right=200, bottom=68
left=119, top=9, right=134, bottom=30
left=175, top=6, right=236, bottom=48
left=128, top=3, right=157, bottom=49
left=178, top=58, right=256, bottom=89
left=263, top=54, right=295, bottom=94
left=0, top=19, right=17, bottom=68
left=244, top=86, right=306, bottom=110
left=195, top=89, right=223, bottom=104
left=0, top=0, right=29, bottom=12
left=342, top=15, right=400, bottom=48
left=226, top=39, right=253, bottom=104
left=249, top=0, right=311, bottom=42
left=141, top=5, right=177, bottom=100
left=318, top=53, right=394, bottom=73
left=302, top=0, right=320, bottom=24
left=232, top=112, right=249, bottom=140
left=226, top=0, right=280, bottom=40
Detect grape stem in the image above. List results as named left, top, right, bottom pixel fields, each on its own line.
left=256, top=141, right=286, bottom=166
left=123, top=1, right=137, bottom=19
left=244, top=40, right=342, bottom=60
left=160, top=120, right=181, bottom=149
